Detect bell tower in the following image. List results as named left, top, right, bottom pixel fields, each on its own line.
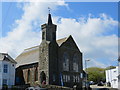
left=39, top=13, right=59, bottom=85
left=41, top=14, right=57, bottom=42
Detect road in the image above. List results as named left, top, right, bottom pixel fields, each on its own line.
left=90, top=85, right=118, bottom=90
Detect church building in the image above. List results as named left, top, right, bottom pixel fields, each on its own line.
left=15, top=13, right=83, bottom=88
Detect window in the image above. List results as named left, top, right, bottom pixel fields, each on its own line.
left=40, top=71, right=46, bottom=84
left=3, top=79, right=7, bottom=85
left=27, top=69, right=30, bottom=82
left=73, top=54, right=79, bottom=72
left=34, top=68, right=38, bottom=81
left=53, top=74, right=56, bottom=82
left=77, top=76, right=80, bottom=82
left=63, top=52, right=69, bottom=71
left=42, top=32, right=45, bottom=40
left=67, top=75, right=70, bottom=82
left=12, top=64, right=14, bottom=67
left=73, top=76, right=75, bottom=82
left=0, top=65, right=1, bottom=72
left=3, top=64, right=8, bottom=73
left=63, top=75, right=65, bottom=82
left=80, top=73, right=83, bottom=78
left=63, top=75, right=70, bottom=82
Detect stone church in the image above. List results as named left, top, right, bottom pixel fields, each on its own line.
left=15, top=13, right=83, bottom=88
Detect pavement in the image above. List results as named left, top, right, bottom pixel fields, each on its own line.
left=90, top=85, right=118, bottom=90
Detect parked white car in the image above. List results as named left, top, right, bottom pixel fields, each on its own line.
left=25, top=86, right=48, bottom=90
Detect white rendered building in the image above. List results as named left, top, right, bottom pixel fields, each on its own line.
left=106, top=66, right=118, bottom=88
left=0, top=53, right=17, bottom=89
left=118, top=58, right=120, bottom=89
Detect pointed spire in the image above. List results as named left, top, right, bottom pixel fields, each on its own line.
left=48, top=14, right=52, bottom=25
left=48, top=7, right=52, bottom=25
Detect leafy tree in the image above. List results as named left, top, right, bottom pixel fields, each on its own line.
left=86, top=66, right=116, bottom=83
left=86, top=67, right=106, bottom=83
left=105, top=66, right=116, bottom=70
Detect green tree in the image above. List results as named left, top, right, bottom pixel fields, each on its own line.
left=86, top=67, right=106, bottom=83
left=105, top=66, right=116, bottom=70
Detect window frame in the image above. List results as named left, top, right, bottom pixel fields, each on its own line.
left=62, top=52, right=69, bottom=71
left=73, top=54, right=79, bottom=72
left=3, top=79, right=7, bottom=85
left=3, top=64, right=8, bottom=73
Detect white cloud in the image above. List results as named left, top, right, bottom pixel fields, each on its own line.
left=1, top=1, right=67, bottom=58
left=1, top=2, right=118, bottom=68
left=56, top=14, right=118, bottom=67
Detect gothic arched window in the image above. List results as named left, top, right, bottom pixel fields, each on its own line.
left=34, top=67, right=38, bottom=81
left=63, top=52, right=69, bottom=71
left=73, top=54, right=79, bottom=72
left=27, top=69, right=30, bottom=82
left=40, top=71, right=46, bottom=84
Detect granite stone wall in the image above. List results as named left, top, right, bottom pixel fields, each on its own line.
left=58, top=36, right=83, bottom=88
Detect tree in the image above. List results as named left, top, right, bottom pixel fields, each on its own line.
left=105, top=66, right=116, bottom=70
left=86, top=67, right=106, bottom=83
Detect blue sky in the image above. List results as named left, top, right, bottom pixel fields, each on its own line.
left=2, top=2, right=118, bottom=37
left=1, top=1, right=119, bottom=68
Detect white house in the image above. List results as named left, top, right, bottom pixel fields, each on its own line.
left=118, top=57, right=120, bottom=89
left=106, top=66, right=118, bottom=88
left=0, top=53, right=17, bottom=89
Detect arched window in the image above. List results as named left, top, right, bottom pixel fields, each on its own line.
left=40, top=71, right=46, bottom=84
left=63, top=52, right=69, bottom=71
left=73, top=54, right=79, bottom=72
left=34, top=67, right=38, bottom=81
left=27, top=69, right=30, bottom=82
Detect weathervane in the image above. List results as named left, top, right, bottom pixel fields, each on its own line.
left=48, top=7, right=51, bottom=14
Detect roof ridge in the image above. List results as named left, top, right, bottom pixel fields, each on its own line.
left=24, top=45, right=39, bottom=51
left=57, top=37, right=67, bottom=41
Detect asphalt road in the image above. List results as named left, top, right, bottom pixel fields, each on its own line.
left=90, top=85, right=118, bottom=90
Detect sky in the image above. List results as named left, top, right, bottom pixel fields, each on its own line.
left=0, top=1, right=119, bottom=68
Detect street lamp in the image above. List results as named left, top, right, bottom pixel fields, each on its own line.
left=85, top=59, right=90, bottom=90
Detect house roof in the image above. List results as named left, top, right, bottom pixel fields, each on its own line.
left=0, top=53, right=17, bottom=64
left=15, top=46, right=39, bottom=67
left=15, top=36, right=70, bottom=67
left=56, top=37, right=68, bottom=46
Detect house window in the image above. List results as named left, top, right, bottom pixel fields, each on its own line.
left=67, top=75, right=70, bottom=82
left=73, top=76, right=75, bottom=82
left=3, top=79, right=7, bottom=85
left=42, top=32, right=45, bottom=40
left=34, top=68, right=38, bottom=81
left=27, top=69, right=30, bottom=82
left=53, top=74, right=56, bottom=82
left=63, top=75, right=70, bottom=82
left=40, top=71, right=46, bottom=84
left=73, top=54, right=79, bottom=72
left=80, top=73, right=83, bottom=78
left=3, top=64, right=8, bottom=73
left=77, top=76, right=80, bottom=82
left=63, top=52, right=69, bottom=71
left=0, top=65, right=1, bottom=72
left=12, top=64, right=14, bottom=67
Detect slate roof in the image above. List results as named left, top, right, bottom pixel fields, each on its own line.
left=56, top=37, right=68, bottom=46
left=0, top=53, right=17, bottom=64
left=15, top=37, right=69, bottom=67
left=15, top=46, right=39, bottom=67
